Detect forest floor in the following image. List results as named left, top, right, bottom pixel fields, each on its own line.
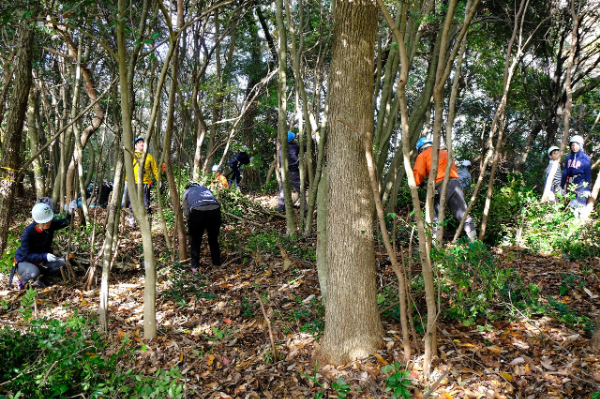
left=1, top=193, right=600, bottom=398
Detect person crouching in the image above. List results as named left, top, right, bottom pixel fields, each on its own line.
left=10, top=201, right=77, bottom=288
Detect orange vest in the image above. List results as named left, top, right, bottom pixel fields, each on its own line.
left=413, top=147, right=459, bottom=187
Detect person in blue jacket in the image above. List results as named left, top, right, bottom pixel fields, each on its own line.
left=228, top=149, right=251, bottom=187
left=10, top=201, right=77, bottom=288
left=182, top=182, right=222, bottom=271
left=276, top=132, right=305, bottom=212
left=561, top=135, right=591, bottom=213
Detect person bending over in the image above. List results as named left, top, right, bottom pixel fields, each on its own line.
left=182, top=183, right=222, bottom=271
left=413, top=137, right=477, bottom=242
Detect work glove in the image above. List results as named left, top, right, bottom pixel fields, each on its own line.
left=68, top=200, right=77, bottom=213
left=46, top=253, right=64, bottom=263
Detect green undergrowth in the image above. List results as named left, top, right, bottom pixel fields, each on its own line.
left=0, top=289, right=185, bottom=399
left=488, top=174, right=599, bottom=258
left=381, top=240, right=594, bottom=332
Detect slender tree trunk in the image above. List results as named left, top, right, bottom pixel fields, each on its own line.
left=0, top=25, right=33, bottom=255
left=319, top=0, right=383, bottom=365
left=99, top=114, right=125, bottom=332
left=116, top=0, right=157, bottom=339
left=27, top=90, right=45, bottom=198
left=377, top=0, right=437, bottom=375
left=162, top=0, right=187, bottom=261
left=275, top=0, right=296, bottom=234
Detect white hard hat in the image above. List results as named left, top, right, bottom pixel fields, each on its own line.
left=547, top=146, right=560, bottom=157
left=461, top=160, right=472, bottom=167
left=212, top=164, right=221, bottom=173
left=32, top=203, right=54, bottom=223
left=569, top=135, right=584, bottom=146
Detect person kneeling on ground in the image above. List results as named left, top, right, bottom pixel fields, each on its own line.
left=413, top=137, right=478, bottom=243
left=182, top=182, right=222, bottom=272
left=9, top=200, right=78, bottom=289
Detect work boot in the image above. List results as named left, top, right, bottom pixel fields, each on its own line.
left=467, top=230, right=477, bottom=243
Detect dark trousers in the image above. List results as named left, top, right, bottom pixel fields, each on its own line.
left=433, top=179, right=475, bottom=234
left=189, top=208, right=221, bottom=268
left=127, top=182, right=152, bottom=213
left=277, top=170, right=305, bottom=210
left=231, top=165, right=241, bottom=186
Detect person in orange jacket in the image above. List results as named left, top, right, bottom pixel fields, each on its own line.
left=211, top=164, right=229, bottom=191
left=413, top=137, right=477, bottom=242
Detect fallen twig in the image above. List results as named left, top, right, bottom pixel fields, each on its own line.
left=422, top=368, right=450, bottom=399
left=255, top=292, right=277, bottom=363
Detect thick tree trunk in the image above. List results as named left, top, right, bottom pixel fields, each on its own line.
left=0, top=26, right=33, bottom=255
left=316, top=167, right=328, bottom=301
left=319, top=0, right=383, bottom=365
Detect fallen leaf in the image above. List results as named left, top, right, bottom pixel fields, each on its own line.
left=584, top=287, right=598, bottom=299
left=374, top=353, right=389, bottom=366
left=500, top=371, right=513, bottom=382
left=509, top=357, right=525, bottom=366
left=540, top=360, right=556, bottom=371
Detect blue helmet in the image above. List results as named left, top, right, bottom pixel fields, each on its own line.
left=133, top=137, right=144, bottom=146
left=287, top=132, right=296, bottom=142
left=416, top=137, right=433, bottom=152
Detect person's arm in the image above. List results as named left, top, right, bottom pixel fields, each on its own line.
left=182, top=190, right=190, bottom=220
left=413, top=154, right=426, bottom=187
left=561, top=158, right=568, bottom=189
left=18, top=228, right=49, bottom=264
left=149, top=154, right=159, bottom=182
left=584, top=156, right=592, bottom=187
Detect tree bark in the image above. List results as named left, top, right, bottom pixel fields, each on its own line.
left=0, top=25, right=33, bottom=255
left=319, top=0, right=383, bottom=365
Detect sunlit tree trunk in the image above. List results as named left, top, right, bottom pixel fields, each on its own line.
left=319, top=0, right=383, bottom=365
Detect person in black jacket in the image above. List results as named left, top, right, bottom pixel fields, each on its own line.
left=10, top=201, right=77, bottom=288
left=182, top=183, right=222, bottom=271
left=228, top=150, right=251, bottom=187
left=276, top=132, right=305, bottom=211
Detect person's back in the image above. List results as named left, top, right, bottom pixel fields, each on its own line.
left=182, top=183, right=221, bottom=270
left=413, top=146, right=459, bottom=187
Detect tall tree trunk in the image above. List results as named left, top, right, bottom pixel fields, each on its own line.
left=116, top=0, right=157, bottom=339
left=99, top=113, right=125, bottom=332
left=0, top=25, right=33, bottom=255
left=319, top=0, right=383, bottom=365
left=162, top=0, right=188, bottom=261
left=27, top=89, right=45, bottom=198
left=275, top=0, right=295, bottom=234
left=377, top=0, right=438, bottom=375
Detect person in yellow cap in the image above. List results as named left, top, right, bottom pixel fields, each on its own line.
left=131, top=137, right=159, bottom=215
